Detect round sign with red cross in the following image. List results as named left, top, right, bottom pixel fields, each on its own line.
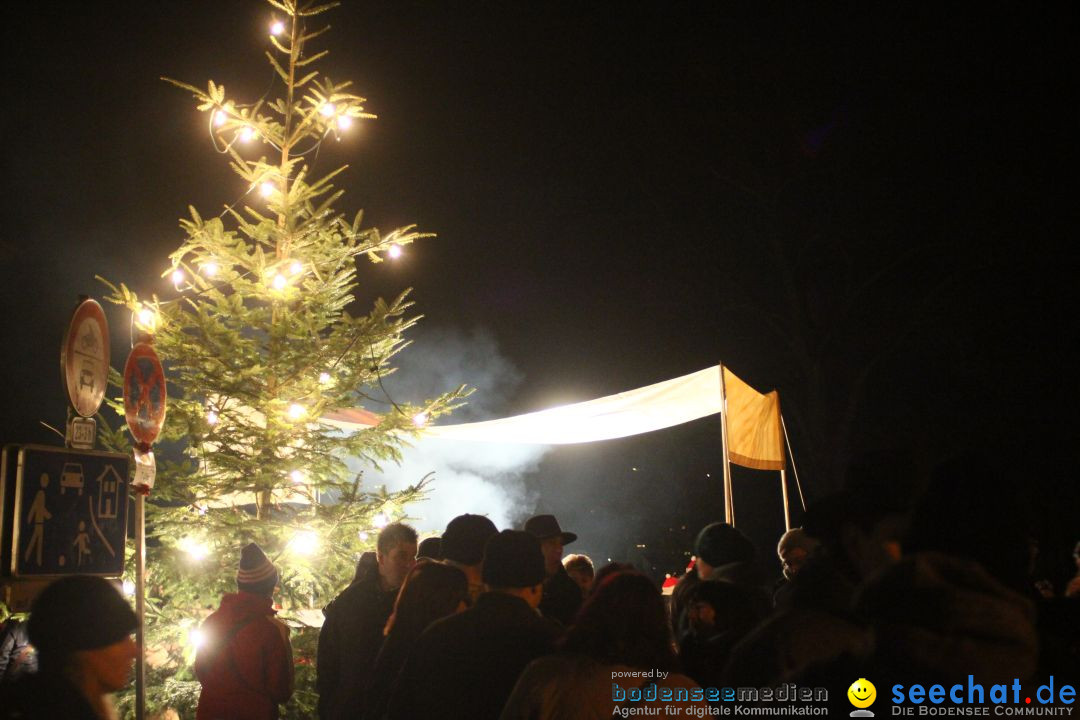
left=123, top=341, right=167, bottom=447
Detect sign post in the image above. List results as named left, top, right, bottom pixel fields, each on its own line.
left=61, top=298, right=110, bottom=450
left=123, top=339, right=166, bottom=720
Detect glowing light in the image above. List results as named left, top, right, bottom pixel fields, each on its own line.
left=136, top=307, right=157, bottom=330
left=188, top=628, right=206, bottom=649
left=289, top=260, right=303, bottom=275
left=372, top=513, right=389, bottom=529
left=320, top=103, right=336, bottom=117
left=206, top=410, right=219, bottom=426
left=122, top=580, right=136, bottom=597
left=287, top=403, right=306, bottom=421
left=270, top=20, right=285, bottom=36
left=337, top=115, right=352, bottom=130
left=202, top=262, right=218, bottom=277
left=213, top=110, right=227, bottom=127
left=291, top=530, right=319, bottom=555
left=178, top=536, right=209, bottom=561
left=358, top=531, right=370, bottom=541
left=171, top=269, right=185, bottom=286
left=412, top=412, right=428, bottom=427
left=318, top=372, right=332, bottom=385
left=260, top=181, right=275, bottom=197
left=290, top=470, right=305, bottom=484
left=388, top=244, right=403, bottom=259
left=239, top=127, right=255, bottom=142
left=272, top=273, right=288, bottom=290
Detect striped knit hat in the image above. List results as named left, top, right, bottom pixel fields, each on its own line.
left=236, top=543, right=278, bottom=595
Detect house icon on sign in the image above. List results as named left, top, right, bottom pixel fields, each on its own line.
left=97, top=466, right=124, bottom=519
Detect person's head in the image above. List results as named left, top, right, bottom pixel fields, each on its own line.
left=482, top=530, right=546, bottom=607
left=417, top=536, right=443, bottom=561
left=236, top=542, right=278, bottom=597
left=591, top=561, right=634, bottom=594
left=384, top=560, right=469, bottom=640
left=28, top=576, right=138, bottom=692
left=562, top=571, right=676, bottom=671
left=524, top=514, right=577, bottom=576
left=377, top=523, right=419, bottom=591
left=694, top=522, right=755, bottom=579
left=441, top=514, right=497, bottom=568
left=563, top=554, right=595, bottom=593
left=776, top=528, right=819, bottom=580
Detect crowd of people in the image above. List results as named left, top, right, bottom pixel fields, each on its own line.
left=2, top=460, right=1079, bottom=719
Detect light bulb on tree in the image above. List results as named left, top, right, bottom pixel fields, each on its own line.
left=171, top=269, right=185, bottom=286
left=337, top=115, right=352, bottom=130
left=122, top=580, right=136, bottom=597
left=260, top=181, right=275, bottom=198
left=289, top=260, right=303, bottom=275
left=320, top=102, right=336, bottom=117
left=202, top=261, right=218, bottom=277
left=239, top=127, right=255, bottom=142
left=372, top=513, right=389, bottom=529
left=289, top=469, right=305, bottom=484
left=318, top=371, right=332, bottom=385
left=388, top=244, right=403, bottom=259
left=272, top=273, right=288, bottom=290
left=287, top=403, right=306, bottom=421
left=213, top=110, right=227, bottom=127
left=291, top=530, right=319, bottom=555
left=178, top=536, right=209, bottom=561
left=136, top=307, right=157, bottom=331
left=206, top=410, right=219, bottom=426
left=358, top=531, right=370, bottom=541
left=412, top=411, right=428, bottom=427
left=188, top=628, right=206, bottom=649
left=270, top=20, right=285, bottom=36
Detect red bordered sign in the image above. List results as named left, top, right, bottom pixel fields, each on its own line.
left=61, top=299, right=110, bottom=418
left=123, top=342, right=167, bottom=447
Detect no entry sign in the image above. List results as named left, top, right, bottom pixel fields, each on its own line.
left=123, top=342, right=167, bottom=447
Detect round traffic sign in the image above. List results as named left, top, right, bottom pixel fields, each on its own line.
left=123, top=341, right=167, bottom=447
left=61, top=299, right=110, bottom=417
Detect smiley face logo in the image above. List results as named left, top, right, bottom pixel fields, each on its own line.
left=848, top=678, right=877, bottom=709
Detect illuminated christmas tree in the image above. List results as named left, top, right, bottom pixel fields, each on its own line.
left=99, top=1, right=462, bottom=715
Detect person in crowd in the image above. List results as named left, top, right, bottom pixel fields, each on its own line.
left=592, top=561, right=634, bottom=594
left=387, top=530, right=560, bottom=720
left=0, top=576, right=137, bottom=719
left=0, top=615, right=36, bottom=684
left=678, top=580, right=769, bottom=689
left=501, top=571, right=709, bottom=719
left=417, top=535, right=443, bottom=560
left=563, top=553, right=595, bottom=595
left=318, top=522, right=416, bottom=720
left=670, top=522, right=766, bottom=640
left=349, top=551, right=378, bottom=586
left=363, top=560, right=469, bottom=720
left=441, top=513, right=497, bottom=604
left=524, top=514, right=583, bottom=624
left=195, top=543, right=293, bottom=720
left=772, top=527, right=819, bottom=607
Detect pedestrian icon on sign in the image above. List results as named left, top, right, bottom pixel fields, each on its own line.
left=73, top=521, right=92, bottom=566
left=23, top=473, right=53, bottom=566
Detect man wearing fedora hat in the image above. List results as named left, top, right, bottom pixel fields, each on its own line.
left=524, top=514, right=583, bottom=625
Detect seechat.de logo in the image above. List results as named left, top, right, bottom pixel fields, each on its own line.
left=849, top=678, right=878, bottom=717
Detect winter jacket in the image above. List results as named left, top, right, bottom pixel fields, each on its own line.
left=316, top=571, right=397, bottom=720
left=0, top=670, right=99, bottom=720
left=387, top=591, right=560, bottom=720
left=195, top=591, right=293, bottom=720
left=0, top=620, right=37, bottom=683
left=539, top=565, right=583, bottom=626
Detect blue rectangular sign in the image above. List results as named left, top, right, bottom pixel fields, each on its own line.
left=5, top=445, right=129, bottom=577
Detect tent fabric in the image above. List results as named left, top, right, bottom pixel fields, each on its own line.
left=722, top=367, right=785, bottom=471
left=322, top=364, right=785, bottom=470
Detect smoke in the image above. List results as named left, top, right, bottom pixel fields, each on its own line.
left=360, top=325, right=549, bottom=533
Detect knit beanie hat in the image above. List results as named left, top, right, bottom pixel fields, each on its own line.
left=237, top=542, right=278, bottom=596
left=482, top=530, right=546, bottom=589
left=442, top=514, right=498, bottom=566
left=28, top=576, right=137, bottom=657
left=694, top=522, right=755, bottom=567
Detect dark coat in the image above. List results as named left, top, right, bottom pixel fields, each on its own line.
left=386, top=591, right=560, bottom=720
left=0, top=670, right=99, bottom=720
left=317, top=572, right=397, bottom=720
left=0, top=620, right=36, bottom=683
left=195, top=591, right=293, bottom=720
left=539, top=566, right=583, bottom=626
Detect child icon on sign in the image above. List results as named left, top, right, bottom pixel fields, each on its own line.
left=73, top=521, right=92, bottom=566
left=23, top=473, right=52, bottom=566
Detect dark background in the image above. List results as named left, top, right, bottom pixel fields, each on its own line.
left=1, top=3, right=1075, bottom=582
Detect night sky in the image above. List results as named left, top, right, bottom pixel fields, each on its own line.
left=1, top=3, right=1075, bottom=578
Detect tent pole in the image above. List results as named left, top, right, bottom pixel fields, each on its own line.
left=780, top=414, right=807, bottom=511
left=780, top=469, right=791, bottom=531
left=718, top=364, right=735, bottom=526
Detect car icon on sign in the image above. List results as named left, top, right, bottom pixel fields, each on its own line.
left=61, top=463, right=85, bottom=495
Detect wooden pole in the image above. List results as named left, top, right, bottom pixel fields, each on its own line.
left=135, top=492, right=146, bottom=720
left=780, top=469, right=791, bottom=531
left=718, top=364, right=734, bottom=526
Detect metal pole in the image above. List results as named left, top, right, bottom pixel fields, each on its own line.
left=135, top=492, right=146, bottom=720
left=780, top=414, right=808, bottom=511
left=780, top=469, right=791, bottom=531
left=718, top=364, right=735, bottom=526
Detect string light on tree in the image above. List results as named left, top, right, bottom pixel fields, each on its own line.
left=358, top=531, right=370, bottom=541
left=270, top=20, right=285, bottom=36
left=287, top=403, right=306, bottom=421
left=171, top=269, right=185, bottom=287
left=337, top=115, right=352, bottom=130
left=412, top=411, right=428, bottom=427
left=388, top=244, right=403, bottom=259
left=319, top=103, right=336, bottom=117
left=136, top=306, right=157, bottom=331
left=372, top=513, right=390, bottom=529
left=178, top=536, right=209, bottom=561
left=214, top=110, right=227, bottom=127
left=202, top=261, right=218, bottom=277
left=272, top=273, right=288, bottom=290
left=122, top=580, right=136, bottom=597
left=260, top=181, right=275, bottom=198
left=289, top=470, right=305, bottom=484
left=188, top=627, right=206, bottom=650
left=318, top=372, right=332, bottom=385
left=206, top=410, right=219, bottom=426
left=289, top=260, right=303, bottom=275
left=290, top=530, right=319, bottom=555
left=239, top=127, right=255, bottom=142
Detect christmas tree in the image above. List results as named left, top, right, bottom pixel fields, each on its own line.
left=99, top=0, right=462, bottom=716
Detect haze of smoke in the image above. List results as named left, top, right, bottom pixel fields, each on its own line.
left=363, top=325, right=549, bottom=533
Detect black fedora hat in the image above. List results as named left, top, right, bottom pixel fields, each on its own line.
left=524, top=514, right=577, bottom=545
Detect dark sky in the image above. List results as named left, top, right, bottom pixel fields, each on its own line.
left=1, top=3, right=1075, bottom=574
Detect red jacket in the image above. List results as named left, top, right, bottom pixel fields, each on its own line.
left=195, top=592, right=293, bottom=720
